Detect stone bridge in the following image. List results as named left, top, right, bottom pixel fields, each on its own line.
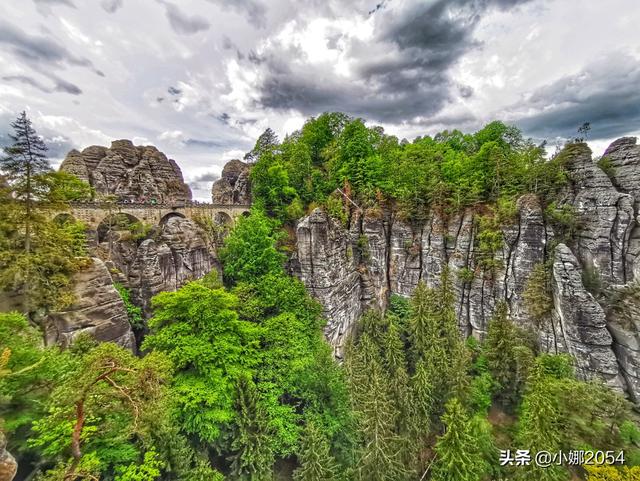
left=54, top=202, right=252, bottom=230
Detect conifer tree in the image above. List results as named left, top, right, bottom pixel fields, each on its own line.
left=409, top=359, right=434, bottom=474
left=485, top=302, right=534, bottom=408
left=229, top=375, right=274, bottom=481
left=515, top=364, right=566, bottom=481
left=0, top=111, right=50, bottom=254
left=432, top=398, right=485, bottom=481
left=293, top=420, right=338, bottom=481
left=355, top=357, right=406, bottom=481
left=408, top=281, right=439, bottom=363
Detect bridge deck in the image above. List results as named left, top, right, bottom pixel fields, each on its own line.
left=58, top=202, right=252, bottom=228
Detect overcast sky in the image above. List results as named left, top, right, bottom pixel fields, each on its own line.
left=1, top=0, right=639, bottom=200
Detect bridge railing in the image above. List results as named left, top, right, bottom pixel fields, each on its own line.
left=68, top=201, right=251, bottom=210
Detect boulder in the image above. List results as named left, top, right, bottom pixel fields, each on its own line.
left=59, top=140, right=191, bottom=203
left=45, top=258, right=135, bottom=350
left=211, top=159, right=251, bottom=205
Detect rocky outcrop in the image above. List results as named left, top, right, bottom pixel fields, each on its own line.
left=211, top=159, right=251, bottom=204
left=292, top=139, right=640, bottom=401
left=295, top=209, right=362, bottom=356
left=45, top=258, right=135, bottom=350
left=549, top=244, right=624, bottom=390
left=0, top=432, right=17, bottom=481
left=60, top=140, right=191, bottom=203
left=104, top=216, right=216, bottom=316
left=560, top=143, right=634, bottom=286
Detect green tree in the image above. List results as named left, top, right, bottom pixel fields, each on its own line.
left=245, top=127, right=279, bottom=163
left=142, top=276, right=261, bottom=442
left=0, top=111, right=51, bottom=254
left=229, top=375, right=274, bottom=481
left=484, top=301, right=532, bottom=408
left=30, top=343, right=172, bottom=480
left=432, top=398, right=486, bottom=481
left=220, top=210, right=285, bottom=285
left=354, top=356, right=406, bottom=481
left=293, top=419, right=338, bottom=481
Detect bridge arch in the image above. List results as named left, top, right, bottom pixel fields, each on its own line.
left=97, top=212, right=142, bottom=243
left=53, top=212, right=76, bottom=225
left=214, top=211, right=233, bottom=226
left=160, top=212, right=186, bottom=226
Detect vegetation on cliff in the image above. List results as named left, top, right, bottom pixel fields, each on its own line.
left=2, top=112, right=640, bottom=481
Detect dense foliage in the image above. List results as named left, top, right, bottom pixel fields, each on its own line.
left=2, top=111, right=640, bottom=481
left=0, top=112, right=93, bottom=312
left=247, top=113, right=568, bottom=223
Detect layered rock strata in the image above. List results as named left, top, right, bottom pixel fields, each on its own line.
left=211, top=159, right=251, bottom=205
left=60, top=140, right=191, bottom=203
left=45, top=258, right=135, bottom=350
left=292, top=139, right=640, bottom=402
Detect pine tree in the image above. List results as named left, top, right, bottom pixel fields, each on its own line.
left=0, top=111, right=50, bottom=254
left=229, top=375, right=274, bottom=481
left=485, top=302, right=534, bottom=408
left=355, top=357, right=406, bottom=481
left=293, top=420, right=338, bottom=481
left=432, top=398, right=485, bottom=481
left=244, top=127, right=279, bottom=163
left=515, top=364, right=566, bottom=481
left=408, top=281, right=439, bottom=362
left=438, top=269, right=470, bottom=399
left=409, top=359, right=434, bottom=475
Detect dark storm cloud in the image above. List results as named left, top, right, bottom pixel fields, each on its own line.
left=514, top=53, right=640, bottom=140
left=33, top=0, right=75, bottom=7
left=0, top=19, right=101, bottom=75
left=3, top=75, right=52, bottom=93
left=3, top=74, right=82, bottom=95
left=192, top=171, right=220, bottom=183
left=100, top=0, right=123, bottom=13
left=185, top=138, right=226, bottom=148
left=205, top=0, right=267, bottom=28
left=255, top=0, right=533, bottom=124
left=158, top=1, right=210, bottom=35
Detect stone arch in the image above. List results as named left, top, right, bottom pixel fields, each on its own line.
left=160, top=211, right=186, bottom=226
left=97, top=212, right=142, bottom=243
left=241, top=211, right=250, bottom=217
left=214, top=211, right=233, bottom=226
left=53, top=212, right=76, bottom=225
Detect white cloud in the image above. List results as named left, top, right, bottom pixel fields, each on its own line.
left=0, top=0, right=637, bottom=185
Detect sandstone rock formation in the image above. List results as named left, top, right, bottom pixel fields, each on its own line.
left=60, top=140, right=191, bottom=203
left=211, top=159, right=251, bottom=204
left=0, top=432, right=17, bottom=481
left=292, top=139, right=640, bottom=402
left=45, top=258, right=135, bottom=350
left=103, top=216, right=217, bottom=316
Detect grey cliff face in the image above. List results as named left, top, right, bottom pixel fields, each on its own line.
left=560, top=143, right=634, bottom=286
left=549, top=243, right=624, bottom=391
left=104, top=216, right=217, bottom=316
left=43, top=216, right=216, bottom=350
left=292, top=138, right=640, bottom=403
left=45, top=258, right=136, bottom=350
left=211, top=159, right=251, bottom=204
left=59, top=140, right=192, bottom=203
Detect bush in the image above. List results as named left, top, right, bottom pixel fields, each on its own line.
left=545, top=202, right=579, bottom=243
left=523, top=262, right=553, bottom=324
left=114, top=282, right=144, bottom=329
left=597, top=156, right=616, bottom=179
